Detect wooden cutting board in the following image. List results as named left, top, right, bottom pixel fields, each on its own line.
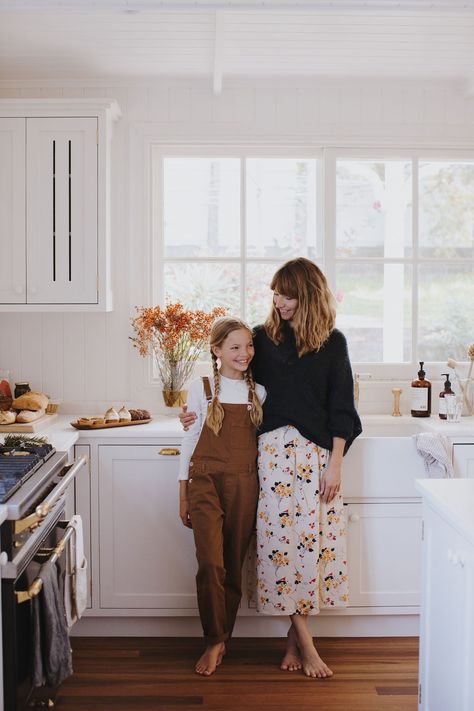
left=0, top=413, right=58, bottom=433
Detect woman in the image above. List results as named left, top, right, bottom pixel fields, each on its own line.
left=180, top=257, right=361, bottom=679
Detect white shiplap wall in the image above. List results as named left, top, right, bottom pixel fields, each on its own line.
left=0, top=79, right=473, bottom=415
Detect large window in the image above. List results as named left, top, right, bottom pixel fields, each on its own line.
left=152, top=147, right=474, bottom=370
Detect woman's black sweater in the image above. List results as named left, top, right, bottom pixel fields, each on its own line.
left=251, top=324, right=362, bottom=454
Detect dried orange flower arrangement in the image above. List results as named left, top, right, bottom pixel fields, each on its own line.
left=131, top=302, right=226, bottom=402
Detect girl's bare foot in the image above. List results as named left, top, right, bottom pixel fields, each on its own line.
left=299, top=643, right=333, bottom=679
left=195, top=642, right=225, bottom=676
left=280, top=625, right=302, bottom=671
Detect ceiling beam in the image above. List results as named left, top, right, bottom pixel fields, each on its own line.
left=2, top=1, right=474, bottom=10
left=213, top=10, right=224, bottom=96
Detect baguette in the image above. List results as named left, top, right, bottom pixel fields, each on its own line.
left=16, top=408, right=46, bottom=423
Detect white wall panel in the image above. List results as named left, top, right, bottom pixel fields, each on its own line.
left=0, top=79, right=474, bottom=413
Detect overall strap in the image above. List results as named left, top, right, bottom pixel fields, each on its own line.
left=202, top=376, right=213, bottom=403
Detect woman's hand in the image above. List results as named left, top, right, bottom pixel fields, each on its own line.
left=320, top=460, right=341, bottom=504
left=179, top=404, right=197, bottom=431
left=320, top=436, right=345, bottom=504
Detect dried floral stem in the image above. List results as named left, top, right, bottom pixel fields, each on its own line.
left=130, top=302, right=226, bottom=392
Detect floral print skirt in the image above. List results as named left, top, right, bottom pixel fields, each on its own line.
left=254, top=426, right=349, bottom=615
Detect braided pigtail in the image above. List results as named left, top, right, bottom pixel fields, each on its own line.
left=205, top=352, right=225, bottom=435
left=245, top=368, right=263, bottom=429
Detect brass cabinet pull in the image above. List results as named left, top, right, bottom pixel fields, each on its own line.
left=158, top=448, right=180, bottom=456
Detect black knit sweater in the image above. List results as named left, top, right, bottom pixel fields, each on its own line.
left=251, top=324, right=362, bottom=454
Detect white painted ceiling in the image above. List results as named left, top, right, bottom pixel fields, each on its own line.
left=0, top=1, right=473, bottom=88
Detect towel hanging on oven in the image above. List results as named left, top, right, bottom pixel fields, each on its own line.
left=64, top=514, right=88, bottom=627
left=31, top=560, right=73, bottom=688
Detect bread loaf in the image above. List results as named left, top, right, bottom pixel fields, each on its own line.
left=16, top=408, right=46, bottom=423
left=0, top=410, right=16, bottom=425
left=13, top=391, right=49, bottom=412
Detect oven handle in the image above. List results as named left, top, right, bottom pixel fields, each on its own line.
left=35, top=455, right=87, bottom=518
left=15, top=523, right=76, bottom=604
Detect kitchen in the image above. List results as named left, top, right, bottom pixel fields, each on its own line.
left=0, top=1, right=474, bottom=709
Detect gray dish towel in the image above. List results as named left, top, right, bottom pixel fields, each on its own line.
left=413, top=432, right=454, bottom=478
left=31, top=560, right=73, bottom=688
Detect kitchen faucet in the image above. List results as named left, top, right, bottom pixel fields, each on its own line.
left=354, top=372, right=371, bottom=409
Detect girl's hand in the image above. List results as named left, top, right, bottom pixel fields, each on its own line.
left=179, top=498, right=192, bottom=528
left=179, top=404, right=197, bottom=431
left=320, top=460, right=342, bottom=504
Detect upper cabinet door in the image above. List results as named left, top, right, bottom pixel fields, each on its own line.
left=26, top=117, right=98, bottom=304
left=0, top=118, right=26, bottom=303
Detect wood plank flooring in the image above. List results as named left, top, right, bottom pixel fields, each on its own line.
left=56, top=637, right=419, bottom=711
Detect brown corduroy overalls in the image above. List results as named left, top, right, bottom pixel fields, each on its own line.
left=187, top=377, right=258, bottom=645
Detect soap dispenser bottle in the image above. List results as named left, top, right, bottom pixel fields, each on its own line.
left=411, top=361, right=431, bottom=418
left=438, top=373, right=454, bottom=420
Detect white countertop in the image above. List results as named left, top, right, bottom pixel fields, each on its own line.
left=416, top=478, right=474, bottom=547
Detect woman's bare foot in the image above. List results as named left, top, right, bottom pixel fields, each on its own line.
left=280, top=625, right=302, bottom=671
left=195, top=642, right=225, bottom=676
left=299, top=644, right=333, bottom=679
left=290, top=614, right=333, bottom=679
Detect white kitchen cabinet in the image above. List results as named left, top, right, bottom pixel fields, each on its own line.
left=453, top=443, right=474, bottom=479
left=98, top=444, right=198, bottom=610
left=346, top=502, right=422, bottom=608
left=26, top=118, right=97, bottom=304
left=0, top=99, right=120, bottom=311
left=418, top=490, right=474, bottom=711
left=0, top=118, right=25, bottom=303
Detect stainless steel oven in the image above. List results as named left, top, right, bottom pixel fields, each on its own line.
left=0, top=444, right=86, bottom=710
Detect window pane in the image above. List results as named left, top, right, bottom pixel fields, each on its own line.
left=336, top=160, right=412, bottom=258
left=245, top=263, right=281, bottom=328
left=419, top=161, right=474, bottom=258
left=246, top=159, right=319, bottom=259
left=163, top=262, right=240, bottom=313
left=335, top=263, right=412, bottom=362
left=163, top=158, right=240, bottom=258
left=418, top=263, right=474, bottom=361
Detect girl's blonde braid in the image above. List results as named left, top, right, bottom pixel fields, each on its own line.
left=245, top=368, right=263, bottom=429
left=205, top=352, right=225, bottom=435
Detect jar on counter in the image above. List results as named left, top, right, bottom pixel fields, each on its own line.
left=14, top=382, right=31, bottom=399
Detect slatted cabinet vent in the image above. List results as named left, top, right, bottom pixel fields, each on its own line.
left=27, top=117, right=98, bottom=304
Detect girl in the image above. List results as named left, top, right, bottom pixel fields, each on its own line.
left=180, top=258, right=361, bottom=680
left=178, top=316, right=266, bottom=677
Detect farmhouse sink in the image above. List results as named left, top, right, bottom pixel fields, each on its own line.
left=343, top=416, right=426, bottom=498
left=360, top=416, right=426, bottom=438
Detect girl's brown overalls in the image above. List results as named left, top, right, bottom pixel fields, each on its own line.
left=187, top=376, right=258, bottom=644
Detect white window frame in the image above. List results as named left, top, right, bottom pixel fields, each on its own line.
left=149, top=143, right=474, bottom=381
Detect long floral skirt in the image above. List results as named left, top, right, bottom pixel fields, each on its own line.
left=254, top=426, right=349, bottom=615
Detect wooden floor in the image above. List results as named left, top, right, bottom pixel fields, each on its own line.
left=56, top=637, right=419, bottom=711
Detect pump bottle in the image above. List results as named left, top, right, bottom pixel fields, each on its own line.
left=438, top=373, right=454, bottom=420
left=411, top=361, right=431, bottom=418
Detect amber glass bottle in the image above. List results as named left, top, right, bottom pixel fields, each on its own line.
left=411, top=361, right=431, bottom=418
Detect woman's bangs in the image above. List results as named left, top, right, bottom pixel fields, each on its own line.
left=270, top=270, right=298, bottom=300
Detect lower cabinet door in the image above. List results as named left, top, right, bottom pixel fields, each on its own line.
left=419, top=506, right=473, bottom=711
left=346, top=502, right=422, bottom=608
left=98, top=444, right=198, bottom=609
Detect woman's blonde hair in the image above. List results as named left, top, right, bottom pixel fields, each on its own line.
left=265, top=257, right=336, bottom=356
left=206, top=316, right=263, bottom=436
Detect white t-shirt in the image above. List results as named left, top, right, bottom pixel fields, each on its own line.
left=178, top=374, right=266, bottom=481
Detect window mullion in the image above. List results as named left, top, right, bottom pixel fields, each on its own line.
left=412, top=156, right=419, bottom=366
left=241, top=155, right=246, bottom=320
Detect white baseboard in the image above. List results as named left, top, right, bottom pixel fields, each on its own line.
left=71, top=614, right=419, bottom=638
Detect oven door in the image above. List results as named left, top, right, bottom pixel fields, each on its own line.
left=3, top=502, right=68, bottom=711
